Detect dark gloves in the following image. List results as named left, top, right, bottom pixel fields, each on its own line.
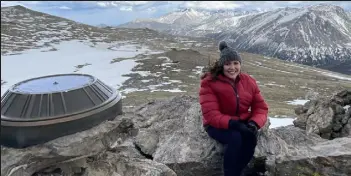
left=228, top=119, right=259, bottom=137
left=246, top=121, right=259, bottom=137
left=228, top=120, right=252, bottom=135
left=228, top=119, right=242, bottom=130
left=229, top=120, right=246, bottom=131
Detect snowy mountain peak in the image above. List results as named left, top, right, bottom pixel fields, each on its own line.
left=178, top=8, right=205, bottom=18
left=179, top=8, right=196, bottom=13
left=308, top=3, right=343, bottom=12
left=156, top=8, right=208, bottom=25
left=118, top=4, right=351, bottom=74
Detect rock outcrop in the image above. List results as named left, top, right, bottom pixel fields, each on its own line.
left=1, top=116, right=176, bottom=176
left=294, top=89, right=351, bottom=139
left=2, top=94, right=351, bottom=176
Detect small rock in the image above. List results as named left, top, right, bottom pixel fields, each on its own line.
left=344, top=95, right=351, bottom=105
left=336, top=90, right=348, bottom=97
left=331, top=132, right=341, bottom=138
left=341, top=114, right=350, bottom=125
left=134, top=129, right=159, bottom=156
left=331, top=103, right=345, bottom=115
left=332, top=123, right=343, bottom=131
left=294, top=105, right=307, bottom=115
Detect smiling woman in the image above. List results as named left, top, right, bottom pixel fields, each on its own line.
left=219, top=41, right=242, bottom=80
left=199, top=41, right=269, bottom=176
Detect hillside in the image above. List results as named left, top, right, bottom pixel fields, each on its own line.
left=118, top=4, right=351, bottom=75
left=1, top=5, right=351, bottom=117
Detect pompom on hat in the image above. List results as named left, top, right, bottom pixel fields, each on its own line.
left=218, top=41, right=242, bottom=66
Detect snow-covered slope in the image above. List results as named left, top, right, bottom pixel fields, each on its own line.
left=119, top=8, right=211, bottom=31
left=211, top=4, right=351, bottom=67
left=1, top=5, right=175, bottom=56
left=119, top=8, right=258, bottom=31
left=1, top=5, right=115, bottom=55
left=159, top=8, right=209, bottom=25
left=119, top=4, right=351, bottom=74
left=0, top=5, right=172, bottom=95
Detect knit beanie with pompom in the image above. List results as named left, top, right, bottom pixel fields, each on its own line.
left=218, top=41, right=242, bottom=66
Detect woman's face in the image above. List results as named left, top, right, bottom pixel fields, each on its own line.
left=223, top=60, right=241, bottom=80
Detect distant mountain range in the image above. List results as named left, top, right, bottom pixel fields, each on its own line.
left=118, top=4, right=351, bottom=74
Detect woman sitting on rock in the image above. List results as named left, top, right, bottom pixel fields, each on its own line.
left=199, top=41, right=269, bottom=176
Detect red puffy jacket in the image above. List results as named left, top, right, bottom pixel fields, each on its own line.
left=199, top=72, right=268, bottom=129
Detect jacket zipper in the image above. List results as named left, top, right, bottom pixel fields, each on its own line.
left=232, top=85, right=240, bottom=117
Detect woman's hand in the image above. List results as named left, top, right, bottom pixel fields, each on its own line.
left=228, top=120, right=253, bottom=136
left=246, top=121, right=258, bottom=137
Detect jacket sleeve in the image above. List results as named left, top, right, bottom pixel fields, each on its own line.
left=249, top=78, right=269, bottom=129
left=199, top=79, right=232, bottom=129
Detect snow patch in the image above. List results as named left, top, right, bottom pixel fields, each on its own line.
left=150, top=89, right=186, bottom=93
left=322, top=73, right=351, bottom=81
left=141, top=80, right=151, bottom=83
left=172, top=69, right=182, bottom=72
left=1, top=40, right=155, bottom=96
left=192, top=66, right=204, bottom=75
left=265, top=83, right=286, bottom=88
left=286, top=99, right=310, bottom=105
left=135, top=71, right=162, bottom=77
left=278, top=9, right=308, bottom=24
left=120, top=88, right=148, bottom=94
left=169, top=80, right=182, bottom=83
left=269, top=117, right=295, bottom=129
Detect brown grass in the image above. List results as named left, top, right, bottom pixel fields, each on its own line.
left=119, top=48, right=351, bottom=117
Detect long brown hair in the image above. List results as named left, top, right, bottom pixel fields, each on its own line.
left=201, top=60, right=223, bottom=80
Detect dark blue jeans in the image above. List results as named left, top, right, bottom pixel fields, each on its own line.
left=206, top=125, right=257, bottom=176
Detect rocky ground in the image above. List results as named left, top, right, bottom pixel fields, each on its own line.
left=2, top=90, right=350, bottom=176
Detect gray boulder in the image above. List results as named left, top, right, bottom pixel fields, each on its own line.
left=341, top=107, right=351, bottom=137
left=132, top=95, right=351, bottom=176
left=262, top=127, right=351, bottom=176
left=1, top=117, right=175, bottom=176
left=294, top=89, right=351, bottom=139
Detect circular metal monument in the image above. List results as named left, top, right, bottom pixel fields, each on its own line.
left=1, top=74, right=123, bottom=148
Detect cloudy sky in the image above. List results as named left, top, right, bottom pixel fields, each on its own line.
left=1, top=1, right=350, bottom=26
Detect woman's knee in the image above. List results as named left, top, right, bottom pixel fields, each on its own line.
left=206, top=126, right=233, bottom=144
left=227, top=131, right=243, bottom=148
